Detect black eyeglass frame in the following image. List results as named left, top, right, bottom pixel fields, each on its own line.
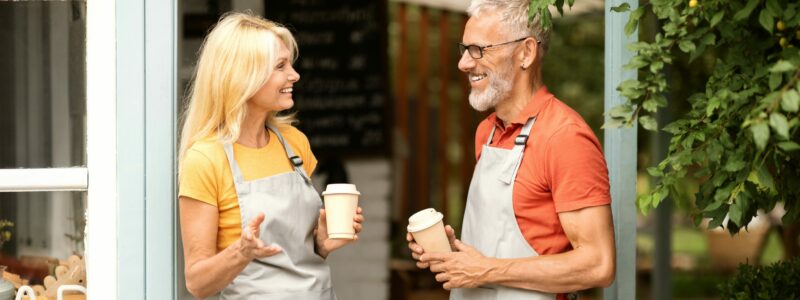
left=457, top=36, right=539, bottom=59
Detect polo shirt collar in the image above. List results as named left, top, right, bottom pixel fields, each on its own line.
left=490, top=86, right=553, bottom=129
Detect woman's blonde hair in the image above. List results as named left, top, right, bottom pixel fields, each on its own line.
left=179, top=12, right=298, bottom=164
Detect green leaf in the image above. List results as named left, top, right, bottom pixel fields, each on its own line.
left=778, top=141, right=800, bottom=151
left=769, top=113, right=790, bottom=139
left=602, top=118, right=625, bottom=129
left=638, top=194, right=653, bottom=214
left=555, top=0, right=565, bottom=16
left=624, top=7, right=645, bottom=36
left=608, top=104, right=633, bottom=117
left=639, top=115, right=658, bottom=131
left=724, top=160, right=747, bottom=172
left=734, top=0, right=759, bottom=21
left=647, top=166, right=663, bottom=177
left=624, top=56, right=649, bottom=69
left=759, top=10, right=775, bottom=33
left=782, top=90, right=800, bottom=112
left=678, top=40, right=696, bottom=53
left=710, top=11, right=725, bottom=27
left=769, top=72, right=783, bottom=90
left=729, top=192, right=749, bottom=227
left=756, top=165, right=776, bottom=193
left=751, top=123, right=770, bottom=151
left=770, top=60, right=796, bottom=73
left=652, top=187, right=669, bottom=208
left=611, top=2, right=630, bottom=12
left=649, top=60, right=664, bottom=73
left=766, top=0, right=782, bottom=17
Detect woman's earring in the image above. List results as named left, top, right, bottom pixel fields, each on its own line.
left=521, top=64, right=527, bottom=70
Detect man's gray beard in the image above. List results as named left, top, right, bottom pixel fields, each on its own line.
left=468, top=66, right=514, bottom=112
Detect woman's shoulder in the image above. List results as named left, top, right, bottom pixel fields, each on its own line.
left=274, top=124, right=311, bottom=145
left=186, top=138, right=227, bottom=162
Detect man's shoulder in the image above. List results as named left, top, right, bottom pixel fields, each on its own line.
left=538, top=97, right=594, bottom=137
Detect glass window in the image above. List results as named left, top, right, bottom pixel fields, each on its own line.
left=0, top=1, right=86, bottom=169
left=0, top=192, right=86, bottom=285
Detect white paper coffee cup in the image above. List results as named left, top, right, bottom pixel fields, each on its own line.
left=407, top=208, right=451, bottom=253
left=322, top=184, right=360, bottom=239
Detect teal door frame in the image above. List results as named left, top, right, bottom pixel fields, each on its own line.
left=603, top=0, right=638, bottom=299
left=116, top=0, right=178, bottom=298
left=110, top=1, right=636, bottom=298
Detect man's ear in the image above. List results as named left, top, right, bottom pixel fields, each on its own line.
left=519, top=37, right=538, bottom=68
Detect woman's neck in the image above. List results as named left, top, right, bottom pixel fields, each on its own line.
left=237, top=110, right=270, bottom=148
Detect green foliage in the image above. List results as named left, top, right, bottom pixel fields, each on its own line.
left=719, top=257, right=800, bottom=299
left=528, top=0, right=575, bottom=31
left=606, top=0, right=800, bottom=234
left=0, top=219, right=12, bottom=249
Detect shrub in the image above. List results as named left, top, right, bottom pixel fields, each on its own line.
left=719, top=257, right=800, bottom=299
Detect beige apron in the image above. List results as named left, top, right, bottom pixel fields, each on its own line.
left=451, top=117, right=555, bottom=300
left=219, top=126, right=335, bottom=300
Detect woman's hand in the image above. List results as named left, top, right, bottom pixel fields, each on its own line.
left=314, top=207, right=365, bottom=258
left=236, top=212, right=283, bottom=260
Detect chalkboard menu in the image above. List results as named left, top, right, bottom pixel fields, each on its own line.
left=265, top=0, right=389, bottom=156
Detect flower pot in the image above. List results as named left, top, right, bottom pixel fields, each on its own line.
left=704, top=214, right=770, bottom=272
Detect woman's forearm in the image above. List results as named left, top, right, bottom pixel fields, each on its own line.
left=185, top=240, right=251, bottom=298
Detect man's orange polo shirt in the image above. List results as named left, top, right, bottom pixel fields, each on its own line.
left=474, top=86, right=611, bottom=256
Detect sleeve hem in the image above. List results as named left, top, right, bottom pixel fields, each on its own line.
left=554, top=195, right=610, bottom=213
left=179, top=190, right=218, bottom=207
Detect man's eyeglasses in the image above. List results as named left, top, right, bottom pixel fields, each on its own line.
left=458, top=37, right=536, bottom=59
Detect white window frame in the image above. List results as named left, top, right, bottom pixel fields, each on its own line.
left=0, top=0, right=118, bottom=298
left=85, top=0, right=118, bottom=297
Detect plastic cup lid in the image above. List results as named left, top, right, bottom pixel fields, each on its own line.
left=322, top=183, right=360, bottom=195
left=407, top=208, right=444, bottom=232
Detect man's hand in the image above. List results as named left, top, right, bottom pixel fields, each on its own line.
left=237, top=212, right=283, bottom=260
left=421, top=239, right=494, bottom=290
left=407, top=224, right=457, bottom=269
left=314, top=207, right=365, bottom=258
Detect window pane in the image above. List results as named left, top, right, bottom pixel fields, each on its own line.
left=0, top=1, right=87, bottom=168
left=0, top=192, right=86, bottom=286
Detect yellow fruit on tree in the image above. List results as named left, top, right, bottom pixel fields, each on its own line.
left=780, top=37, right=788, bottom=48
left=777, top=21, right=785, bottom=31
left=689, top=0, right=698, bottom=8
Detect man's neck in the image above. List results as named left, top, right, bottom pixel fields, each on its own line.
left=495, top=80, right=542, bottom=127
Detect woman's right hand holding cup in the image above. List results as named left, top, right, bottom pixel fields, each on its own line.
left=237, top=212, right=282, bottom=260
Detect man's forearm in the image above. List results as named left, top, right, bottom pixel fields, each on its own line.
left=482, top=247, right=614, bottom=293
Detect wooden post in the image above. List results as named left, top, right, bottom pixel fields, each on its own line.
left=437, top=10, right=450, bottom=218
left=458, top=14, right=472, bottom=226
left=415, top=7, right=430, bottom=213
left=395, top=3, right=410, bottom=219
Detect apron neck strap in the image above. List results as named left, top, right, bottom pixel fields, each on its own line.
left=485, top=117, right=537, bottom=147
left=267, top=125, right=312, bottom=183
left=222, top=126, right=312, bottom=184
left=222, top=143, right=246, bottom=184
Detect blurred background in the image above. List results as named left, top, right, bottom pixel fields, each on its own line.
left=0, top=0, right=797, bottom=299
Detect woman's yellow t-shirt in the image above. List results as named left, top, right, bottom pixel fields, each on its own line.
left=179, top=125, right=317, bottom=252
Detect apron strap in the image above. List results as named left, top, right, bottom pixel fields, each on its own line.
left=268, top=125, right=312, bottom=183
left=513, top=117, right=536, bottom=151
left=222, top=143, right=246, bottom=185
left=498, top=117, right=537, bottom=184
left=486, top=126, right=497, bottom=145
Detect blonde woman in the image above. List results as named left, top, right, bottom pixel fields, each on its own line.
left=178, top=12, right=363, bottom=299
